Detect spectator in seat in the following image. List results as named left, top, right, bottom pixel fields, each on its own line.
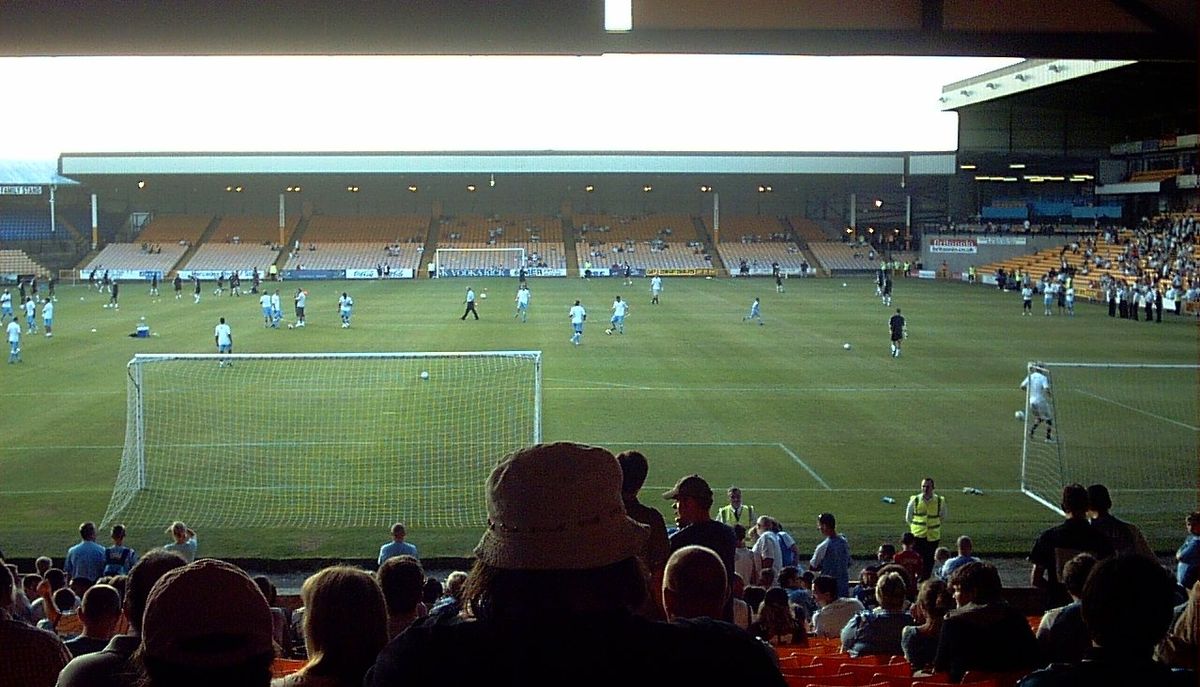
left=940, top=536, right=979, bottom=581
left=135, top=558, right=274, bottom=687
left=1036, top=552, right=1097, bottom=664
left=63, top=583, right=122, bottom=657
left=0, top=562, right=71, bottom=687
left=852, top=565, right=881, bottom=609
left=931, top=561, right=1040, bottom=683
left=617, top=449, right=671, bottom=620
left=277, top=566, right=388, bottom=687
left=894, top=532, right=924, bottom=583
left=1156, top=580, right=1199, bottom=670
left=751, top=586, right=806, bottom=646
left=662, top=545, right=729, bottom=621
left=252, top=575, right=291, bottom=657
left=429, top=571, right=467, bottom=618
left=58, top=550, right=188, bottom=687
left=1020, top=555, right=1193, bottom=687
left=377, top=555, right=427, bottom=639
left=39, top=587, right=83, bottom=640
left=732, top=524, right=762, bottom=597
left=663, top=473, right=738, bottom=619
left=163, top=521, right=198, bottom=563
left=811, top=573, right=864, bottom=638
left=1086, top=484, right=1154, bottom=558
left=779, top=566, right=817, bottom=623
left=1177, top=512, right=1200, bottom=593
left=903, top=578, right=954, bottom=673
left=1030, top=484, right=1113, bottom=607
left=364, top=442, right=785, bottom=687
left=841, top=571, right=916, bottom=657
left=420, top=577, right=442, bottom=608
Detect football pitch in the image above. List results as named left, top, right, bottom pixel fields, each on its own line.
left=0, top=276, right=1195, bottom=561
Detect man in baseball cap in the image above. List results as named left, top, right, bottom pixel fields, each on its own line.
left=663, top=473, right=738, bottom=619
left=366, top=443, right=783, bottom=686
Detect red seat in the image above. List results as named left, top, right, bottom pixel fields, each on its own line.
left=838, top=662, right=909, bottom=682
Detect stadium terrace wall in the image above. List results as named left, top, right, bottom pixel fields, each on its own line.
left=919, top=234, right=1094, bottom=275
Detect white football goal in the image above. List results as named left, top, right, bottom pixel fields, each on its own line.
left=101, top=351, right=541, bottom=529
left=434, top=247, right=526, bottom=277
left=1019, top=361, right=1198, bottom=517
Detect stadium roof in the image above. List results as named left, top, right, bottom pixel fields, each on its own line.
left=0, top=160, right=79, bottom=186
left=0, top=0, right=1194, bottom=60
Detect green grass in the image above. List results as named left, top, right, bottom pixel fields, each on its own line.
left=1, top=276, right=1195, bottom=561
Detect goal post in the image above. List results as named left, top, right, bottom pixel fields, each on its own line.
left=101, top=351, right=542, bottom=530
left=434, top=247, right=526, bottom=277
left=1019, top=361, right=1199, bottom=518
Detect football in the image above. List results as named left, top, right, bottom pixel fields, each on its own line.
left=1015, top=410, right=1025, bottom=421
left=480, top=293, right=487, bottom=299
left=605, top=329, right=613, bottom=335
left=420, top=371, right=430, bottom=380
left=287, top=323, right=294, bottom=329
left=843, top=343, right=851, bottom=350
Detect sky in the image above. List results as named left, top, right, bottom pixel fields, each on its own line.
left=0, top=54, right=1020, bottom=159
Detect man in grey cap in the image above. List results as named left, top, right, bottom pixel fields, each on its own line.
left=663, top=473, right=738, bottom=619
left=365, top=443, right=784, bottom=686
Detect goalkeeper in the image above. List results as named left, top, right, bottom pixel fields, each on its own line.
left=1020, top=364, right=1054, bottom=442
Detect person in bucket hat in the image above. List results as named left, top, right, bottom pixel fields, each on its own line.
left=366, top=442, right=784, bottom=687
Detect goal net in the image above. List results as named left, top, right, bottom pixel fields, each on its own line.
left=435, top=247, right=526, bottom=277
left=1020, top=362, right=1199, bottom=517
left=101, top=351, right=541, bottom=530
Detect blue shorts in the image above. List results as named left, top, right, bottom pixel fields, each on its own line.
left=262, top=306, right=272, bottom=317
left=9, top=341, right=19, bottom=353
left=218, top=344, right=232, bottom=353
left=1, top=305, right=11, bottom=316
left=611, top=315, right=624, bottom=326
left=43, top=319, right=51, bottom=329
left=573, top=323, right=583, bottom=333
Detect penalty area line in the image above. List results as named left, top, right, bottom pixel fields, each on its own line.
left=778, top=443, right=832, bottom=491
left=1074, top=389, right=1199, bottom=432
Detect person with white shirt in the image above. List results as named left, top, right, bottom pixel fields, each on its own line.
left=1021, top=363, right=1054, bottom=442
left=259, top=292, right=273, bottom=326
left=461, top=287, right=479, bottom=321
left=514, top=284, right=531, bottom=322
left=609, top=295, right=629, bottom=335
left=339, top=292, right=354, bottom=328
left=41, top=298, right=53, bottom=337
left=23, top=296, right=38, bottom=334
left=0, top=288, right=12, bottom=323
left=214, top=317, right=233, bottom=367
left=293, top=288, right=307, bottom=327
left=752, top=516, right=783, bottom=586
left=811, top=574, right=865, bottom=638
left=568, top=299, right=586, bottom=346
left=270, top=289, right=282, bottom=328
left=7, top=318, right=22, bottom=363
left=650, top=275, right=663, bottom=305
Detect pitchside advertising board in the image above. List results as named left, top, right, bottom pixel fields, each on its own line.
left=78, top=269, right=165, bottom=281
left=928, top=236, right=1029, bottom=254
left=285, top=268, right=415, bottom=279
left=439, top=267, right=567, bottom=278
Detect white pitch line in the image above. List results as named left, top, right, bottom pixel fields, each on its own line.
left=547, top=385, right=1013, bottom=393
left=778, top=443, right=832, bottom=491
left=1075, top=389, right=1200, bottom=432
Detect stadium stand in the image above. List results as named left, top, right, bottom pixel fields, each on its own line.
left=0, top=209, right=65, bottom=240
left=303, top=215, right=429, bottom=243
left=181, top=244, right=280, bottom=274
left=575, top=213, right=711, bottom=271
left=437, top=215, right=567, bottom=269
left=213, top=215, right=297, bottom=245
left=79, top=243, right=188, bottom=276
left=710, top=215, right=812, bottom=275
left=808, top=242, right=888, bottom=272
left=135, top=215, right=212, bottom=245
left=0, top=248, right=50, bottom=276
left=281, top=243, right=423, bottom=273
left=788, top=216, right=834, bottom=243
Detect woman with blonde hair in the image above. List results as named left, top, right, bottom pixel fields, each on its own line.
left=274, top=566, right=388, bottom=687
left=841, top=571, right=916, bottom=657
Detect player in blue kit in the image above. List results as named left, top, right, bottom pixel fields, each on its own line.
left=609, top=296, right=628, bottom=334
left=743, top=297, right=764, bottom=325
